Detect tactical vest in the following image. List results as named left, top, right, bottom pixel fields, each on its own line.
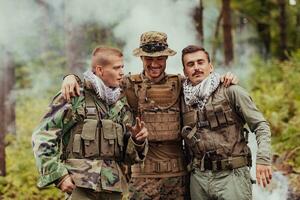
left=125, top=74, right=181, bottom=142
left=63, top=89, right=126, bottom=161
left=181, top=85, right=251, bottom=165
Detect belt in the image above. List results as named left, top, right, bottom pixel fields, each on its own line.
left=132, top=158, right=186, bottom=173
left=193, top=156, right=250, bottom=171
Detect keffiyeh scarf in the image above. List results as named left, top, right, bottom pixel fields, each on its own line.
left=183, top=72, right=221, bottom=110
left=83, top=70, right=121, bottom=105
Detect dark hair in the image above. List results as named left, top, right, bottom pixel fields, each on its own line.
left=181, top=45, right=210, bottom=67
left=91, top=46, right=123, bottom=72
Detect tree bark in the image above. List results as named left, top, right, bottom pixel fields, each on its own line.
left=0, top=50, right=16, bottom=176
left=222, top=0, right=234, bottom=66
left=0, top=70, right=6, bottom=175
left=193, top=0, right=204, bottom=45
left=212, top=9, right=223, bottom=62
left=3, top=52, right=16, bottom=136
left=256, top=0, right=271, bottom=59
left=278, top=0, right=288, bottom=60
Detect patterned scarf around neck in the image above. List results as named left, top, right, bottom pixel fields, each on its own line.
left=83, top=70, right=121, bottom=105
left=183, top=72, right=221, bottom=110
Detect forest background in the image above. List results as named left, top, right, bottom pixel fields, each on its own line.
left=0, top=0, right=299, bottom=199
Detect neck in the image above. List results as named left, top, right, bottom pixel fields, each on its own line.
left=144, top=71, right=166, bottom=83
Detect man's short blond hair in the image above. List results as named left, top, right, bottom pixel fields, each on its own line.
left=91, top=46, right=123, bottom=72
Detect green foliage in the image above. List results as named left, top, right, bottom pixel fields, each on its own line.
left=250, top=50, right=300, bottom=168
left=0, top=96, right=64, bottom=200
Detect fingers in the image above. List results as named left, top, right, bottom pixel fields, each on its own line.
left=140, top=121, right=145, bottom=129
left=60, top=176, right=76, bottom=194
left=61, top=75, right=80, bottom=101
left=223, top=72, right=233, bottom=87
left=136, top=117, right=142, bottom=129
left=126, top=123, right=133, bottom=133
left=256, top=165, right=272, bottom=188
left=135, top=127, right=148, bottom=142
left=75, top=82, right=81, bottom=96
left=232, top=76, right=239, bottom=85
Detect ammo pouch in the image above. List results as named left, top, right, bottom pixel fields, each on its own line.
left=100, top=119, right=124, bottom=159
left=72, top=118, right=124, bottom=160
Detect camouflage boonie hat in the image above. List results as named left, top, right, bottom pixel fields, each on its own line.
left=133, top=31, right=177, bottom=57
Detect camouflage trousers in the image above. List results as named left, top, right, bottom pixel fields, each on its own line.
left=66, top=187, right=122, bottom=200
left=190, top=166, right=252, bottom=200
left=128, top=176, right=188, bottom=200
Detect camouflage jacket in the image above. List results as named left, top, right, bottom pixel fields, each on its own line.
left=32, top=85, right=148, bottom=193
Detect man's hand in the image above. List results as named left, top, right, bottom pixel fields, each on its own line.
left=256, top=164, right=272, bottom=187
left=58, top=175, right=76, bottom=194
left=220, top=72, right=239, bottom=87
left=61, top=75, right=80, bottom=102
left=57, top=175, right=76, bottom=194
left=126, top=117, right=148, bottom=142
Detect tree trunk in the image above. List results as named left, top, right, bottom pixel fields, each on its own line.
left=296, top=7, right=300, bottom=49
left=222, top=0, right=234, bottom=66
left=0, top=50, right=17, bottom=176
left=3, top=52, right=16, bottom=136
left=212, top=9, right=223, bottom=62
left=256, top=0, right=271, bottom=59
left=193, top=0, right=204, bottom=45
left=0, top=71, right=6, bottom=175
left=278, top=0, right=288, bottom=60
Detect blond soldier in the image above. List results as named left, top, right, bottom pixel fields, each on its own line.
left=32, top=46, right=148, bottom=200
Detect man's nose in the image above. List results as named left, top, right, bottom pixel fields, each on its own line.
left=151, top=60, right=159, bottom=67
left=194, top=62, right=201, bottom=70
left=119, top=69, right=124, bottom=76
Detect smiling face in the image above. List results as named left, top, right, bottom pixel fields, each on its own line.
left=141, top=56, right=167, bottom=79
left=95, top=54, right=124, bottom=88
left=183, top=50, right=213, bottom=85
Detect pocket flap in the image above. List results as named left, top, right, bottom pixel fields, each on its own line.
left=116, top=124, right=124, bottom=147
left=101, top=119, right=117, bottom=140
left=81, top=119, right=98, bottom=140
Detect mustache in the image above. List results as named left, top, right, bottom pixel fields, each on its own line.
left=192, top=70, right=203, bottom=76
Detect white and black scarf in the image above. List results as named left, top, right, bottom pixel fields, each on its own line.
left=83, top=70, right=121, bottom=105
left=183, top=72, right=220, bottom=110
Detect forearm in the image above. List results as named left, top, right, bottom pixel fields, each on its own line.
left=255, top=121, right=272, bottom=165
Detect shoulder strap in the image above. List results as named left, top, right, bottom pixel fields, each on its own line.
left=84, top=89, right=101, bottom=120
left=124, top=74, right=142, bottom=113
left=107, top=96, right=127, bottom=119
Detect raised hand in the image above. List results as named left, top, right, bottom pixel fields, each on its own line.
left=61, top=75, right=80, bottom=102
left=126, top=117, right=148, bottom=142
left=220, top=72, right=239, bottom=87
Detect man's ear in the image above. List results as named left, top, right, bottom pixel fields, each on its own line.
left=95, top=64, right=104, bottom=76
left=209, top=63, right=214, bottom=73
left=183, top=66, right=187, bottom=77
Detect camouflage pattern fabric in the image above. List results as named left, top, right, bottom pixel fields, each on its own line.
left=32, top=89, right=147, bottom=193
left=128, top=176, right=188, bottom=200
left=67, top=187, right=122, bottom=200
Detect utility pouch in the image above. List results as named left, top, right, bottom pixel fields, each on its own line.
left=100, top=119, right=123, bottom=158
left=182, top=110, right=197, bottom=127
left=181, top=126, right=198, bottom=148
left=81, top=119, right=99, bottom=158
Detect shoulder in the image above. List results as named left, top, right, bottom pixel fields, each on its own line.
left=221, top=85, right=253, bottom=107
left=223, top=84, right=249, bottom=97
